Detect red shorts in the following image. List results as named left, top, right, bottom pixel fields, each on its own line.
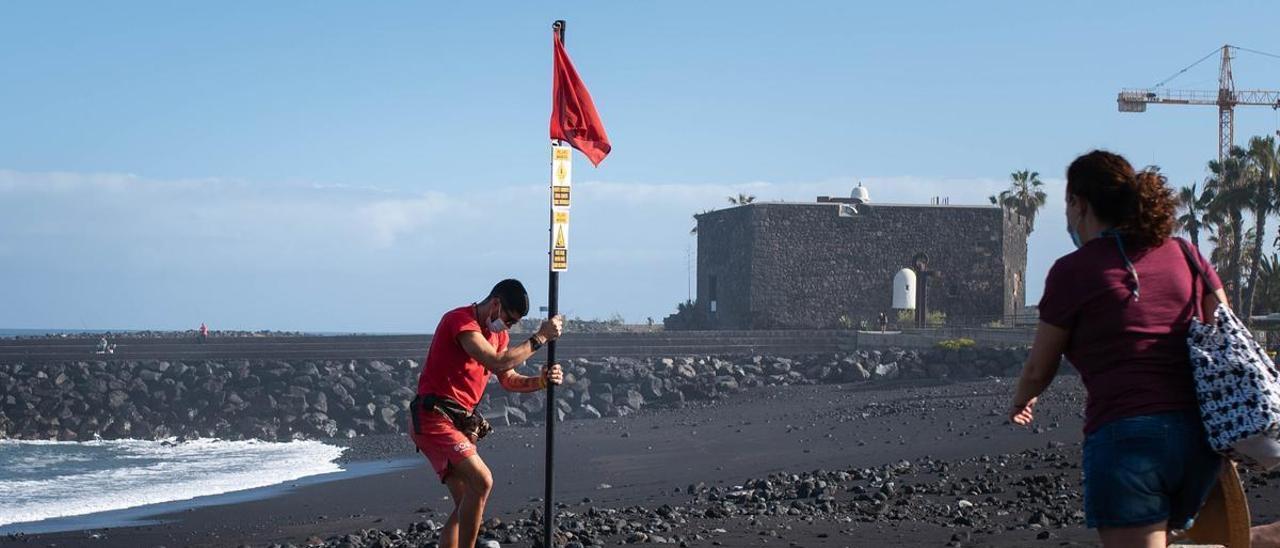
left=408, top=408, right=477, bottom=482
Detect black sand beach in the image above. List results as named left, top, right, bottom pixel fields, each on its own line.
left=10, top=377, right=1280, bottom=547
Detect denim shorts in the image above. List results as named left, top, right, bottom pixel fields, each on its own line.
left=1082, top=410, right=1221, bottom=529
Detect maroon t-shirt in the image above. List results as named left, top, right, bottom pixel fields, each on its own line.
left=1039, top=237, right=1222, bottom=434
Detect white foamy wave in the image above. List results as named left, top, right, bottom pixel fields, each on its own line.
left=0, top=438, right=345, bottom=528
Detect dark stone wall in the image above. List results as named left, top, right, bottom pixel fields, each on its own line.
left=695, top=206, right=756, bottom=329
left=1000, top=208, right=1031, bottom=320
left=694, top=202, right=1028, bottom=329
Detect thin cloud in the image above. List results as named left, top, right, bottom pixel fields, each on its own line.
left=0, top=169, right=1077, bottom=329
left=357, top=192, right=458, bottom=248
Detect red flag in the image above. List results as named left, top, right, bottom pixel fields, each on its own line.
left=550, top=32, right=610, bottom=167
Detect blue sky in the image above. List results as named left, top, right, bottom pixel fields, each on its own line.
left=2, top=2, right=1279, bottom=331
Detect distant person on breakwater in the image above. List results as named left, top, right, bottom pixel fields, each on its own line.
left=95, top=336, right=115, bottom=355
left=198, top=322, right=208, bottom=343
left=408, top=279, right=564, bottom=548
left=1008, top=150, right=1226, bottom=548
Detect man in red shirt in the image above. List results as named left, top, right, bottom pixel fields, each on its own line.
left=409, top=279, right=564, bottom=548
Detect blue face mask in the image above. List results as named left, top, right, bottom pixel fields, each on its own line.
left=1067, top=224, right=1083, bottom=249
left=1066, top=205, right=1084, bottom=248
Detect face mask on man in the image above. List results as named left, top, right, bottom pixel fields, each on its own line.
left=485, top=302, right=511, bottom=333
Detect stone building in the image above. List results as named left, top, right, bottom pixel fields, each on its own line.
left=681, top=188, right=1028, bottom=330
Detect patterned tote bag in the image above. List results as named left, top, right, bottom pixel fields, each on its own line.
left=1178, top=238, right=1280, bottom=470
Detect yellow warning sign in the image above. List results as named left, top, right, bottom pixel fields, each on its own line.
left=550, top=145, right=572, bottom=273
left=552, top=147, right=573, bottom=185
left=552, top=211, right=570, bottom=252
left=553, top=185, right=571, bottom=207
left=551, top=145, right=572, bottom=209
left=552, top=249, right=568, bottom=272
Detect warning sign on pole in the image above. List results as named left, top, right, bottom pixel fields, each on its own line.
left=551, top=145, right=572, bottom=208
left=551, top=210, right=570, bottom=272
left=550, top=145, right=572, bottom=272
left=552, top=211, right=570, bottom=248
left=553, top=186, right=571, bottom=208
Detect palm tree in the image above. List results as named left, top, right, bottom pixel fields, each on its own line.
left=1206, top=146, right=1254, bottom=307
left=1244, top=135, right=1280, bottom=316
left=993, top=170, right=1048, bottom=233
left=727, top=193, right=756, bottom=205
left=1175, top=182, right=1214, bottom=249
left=1209, top=224, right=1258, bottom=304
left=1208, top=222, right=1240, bottom=288
left=1240, top=227, right=1258, bottom=288
left=1256, top=253, right=1280, bottom=313
left=1208, top=226, right=1230, bottom=275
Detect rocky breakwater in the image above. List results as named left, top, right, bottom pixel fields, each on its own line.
left=0, top=359, right=426, bottom=442
left=0, top=346, right=1032, bottom=442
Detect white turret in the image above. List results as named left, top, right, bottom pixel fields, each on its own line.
left=852, top=183, right=871, bottom=204
left=893, top=268, right=917, bottom=310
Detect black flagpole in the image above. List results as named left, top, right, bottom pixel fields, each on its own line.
left=544, top=20, right=566, bottom=548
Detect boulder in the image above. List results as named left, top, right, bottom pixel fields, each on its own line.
left=766, top=360, right=792, bottom=375
left=576, top=404, right=603, bottom=420
left=872, top=362, right=900, bottom=381
left=714, top=376, right=740, bottom=392
left=107, top=390, right=129, bottom=409
left=504, top=406, right=527, bottom=425
left=623, top=389, right=645, bottom=411
left=845, top=362, right=871, bottom=382
left=481, top=407, right=506, bottom=427
left=674, top=363, right=698, bottom=379
left=377, top=405, right=400, bottom=429
left=520, top=398, right=545, bottom=417
left=641, top=377, right=664, bottom=399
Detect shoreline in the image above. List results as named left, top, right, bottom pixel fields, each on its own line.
left=0, top=444, right=418, bottom=536
left=7, top=379, right=1280, bottom=547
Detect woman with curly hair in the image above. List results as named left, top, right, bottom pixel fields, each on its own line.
left=1009, top=150, right=1230, bottom=548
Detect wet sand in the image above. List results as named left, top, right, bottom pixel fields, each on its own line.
left=9, top=377, right=1280, bottom=547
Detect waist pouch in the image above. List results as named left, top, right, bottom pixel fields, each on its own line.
left=411, top=394, right=493, bottom=441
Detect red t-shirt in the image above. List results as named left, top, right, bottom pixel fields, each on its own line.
left=416, top=305, right=509, bottom=411
left=1039, top=237, right=1222, bottom=434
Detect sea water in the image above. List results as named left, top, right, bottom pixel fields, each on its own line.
left=0, top=438, right=345, bottom=529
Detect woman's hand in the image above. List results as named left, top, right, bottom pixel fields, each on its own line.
left=1009, top=397, right=1038, bottom=426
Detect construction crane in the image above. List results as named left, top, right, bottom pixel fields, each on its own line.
left=1118, top=44, right=1280, bottom=161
